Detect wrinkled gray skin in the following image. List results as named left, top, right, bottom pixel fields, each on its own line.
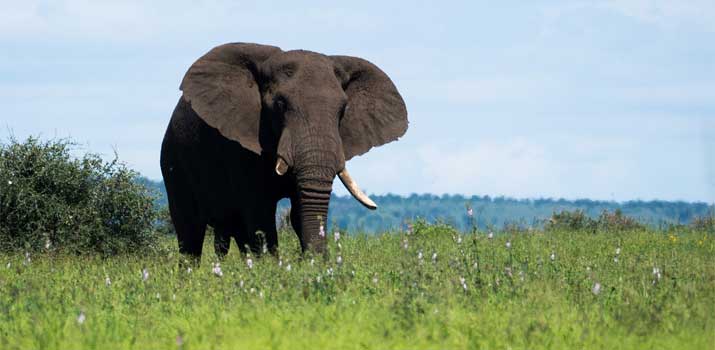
left=160, top=43, right=407, bottom=263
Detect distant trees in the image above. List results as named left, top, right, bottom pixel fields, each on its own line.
left=139, top=180, right=713, bottom=234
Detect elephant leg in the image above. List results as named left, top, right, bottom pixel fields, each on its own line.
left=289, top=197, right=306, bottom=251
left=258, top=202, right=279, bottom=255
left=174, top=215, right=207, bottom=266
left=213, top=226, right=231, bottom=259
left=235, top=233, right=250, bottom=254
left=240, top=202, right=278, bottom=256
left=166, top=177, right=207, bottom=266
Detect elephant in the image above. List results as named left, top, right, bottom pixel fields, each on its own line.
left=160, top=42, right=408, bottom=262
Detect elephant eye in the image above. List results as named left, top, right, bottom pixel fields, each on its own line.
left=279, top=63, right=297, bottom=79
left=274, top=96, right=287, bottom=111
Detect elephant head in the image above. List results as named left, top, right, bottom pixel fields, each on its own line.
left=180, top=43, right=408, bottom=251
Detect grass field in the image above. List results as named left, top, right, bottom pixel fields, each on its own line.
left=0, top=223, right=713, bottom=349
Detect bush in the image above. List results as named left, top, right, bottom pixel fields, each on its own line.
left=546, top=209, right=597, bottom=232
left=546, top=209, right=645, bottom=233
left=0, top=136, right=159, bottom=254
left=155, top=206, right=176, bottom=236
left=597, top=209, right=644, bottom=231
left=691, top=214, right=715, bottom=232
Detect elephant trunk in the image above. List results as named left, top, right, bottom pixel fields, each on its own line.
left=293, top=143, right=338, bottom=254
left=296, top=180, right=331, bottom=254
left=295, top=166, right=334, bottom=254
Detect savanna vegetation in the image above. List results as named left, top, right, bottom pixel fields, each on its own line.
left=1, top=136, right=713, bottom=349
left=0, top=222, right=713, bottom=349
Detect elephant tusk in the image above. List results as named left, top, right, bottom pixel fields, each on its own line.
left=275, top=157, right=289, bottom=175
left=338, top=168, right=378, bottom=210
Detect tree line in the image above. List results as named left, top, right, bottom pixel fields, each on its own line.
left=140, top=178, right=713, bottom=233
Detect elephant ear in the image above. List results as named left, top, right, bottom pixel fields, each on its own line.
left=180, top=43, right=281, bottom=154
left=330, top=56, right=408, bottom=161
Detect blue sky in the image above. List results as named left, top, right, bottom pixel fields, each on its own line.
left=2, top=1, right=714, bottom=202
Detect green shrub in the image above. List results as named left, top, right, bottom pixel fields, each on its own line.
left=691, top=214, right=715, bottom=232
left=155, top=206, right=176, bottom=236
left=0, top=136, right=159, bottom=254
left=597, top=208, right=644, bottom=231
left=546, top=209, right=598, bottom=232
left=546, top=209, right=646, bottom=233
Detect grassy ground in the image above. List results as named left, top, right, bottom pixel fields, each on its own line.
left=0, top=223, right=713, bottom=349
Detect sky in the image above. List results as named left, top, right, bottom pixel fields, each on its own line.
left=1, top=0, right=714, bottom=202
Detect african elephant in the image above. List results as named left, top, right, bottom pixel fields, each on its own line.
left=160, top=43, right=408, bottom=262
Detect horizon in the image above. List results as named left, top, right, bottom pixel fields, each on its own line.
left=2, top=1, right=714, bottom=202
left=138, top=177, right=715, bottom=205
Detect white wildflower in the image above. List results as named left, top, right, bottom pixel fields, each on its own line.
left=156, top=293, right=161, bottom=300
left=250, top=287, right=256, bottom=293
left=6, top=262, right=10, bottom=269
left=467, top=207, right=473, bottom=217
left=487, top=231, right=494, bottom=239
left=615, top=247, right=621, bottom=255
left=77, top=311, right=86, bottom=325
left=550, top=252, right=555, bottom=262
left=372, top=275, right=379, bottom=284
left=319, top=225, right=325, bottom=238
left=240, top=280, right=244, bottom=288
left=7, top=180, right=12, bottom=185
left=457, top=236, right=463, bottom=244
left=286, top=264, right=292, bottom=272
left=592, top=282, right=602, bottom=295
left=402, top=238, right=409, bottom=250
left=212, top=262, right=223, bottom=277
left=613, top=257, right=619, bottom=263
left=186, top=267, right=192, bottom=274
left=518, top=270, right=525, bottom=282
left=431, top=252, right=437, bottom=262
left=334, top=231, right=340, bottom=242
left=505, top=240, right=511, bottom=249
left=142, top=268, right=149, bottom=282
left=327, top=267, right=333, bottom=276
left=459, top=276, right=467, bottom=291
left=172, top=294, right=176, bottom=301
left=336, top=255, right=343, bottom=265
left=278, top=259, right=283, bottom=267
left=316, top=275, right=322, bottom=283
left=310, top=258, right=315, bottom=266
left=417, top=251, right=423, bottom=260
left=23, top=252, right=30, bottom=265
left=259, top=291, right=264, bottom=299
left=653, top=267, right=662, bottom=282
left=44, top=237, right=51, bottom=250
left=246, top=258, right=254, bottom=269
left=351, top=270, right=355, bottom=276
left=105, top=276, right=111, bottom=286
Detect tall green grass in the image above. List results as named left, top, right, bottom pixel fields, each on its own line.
left=0, top=223, right=713, bottom=349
